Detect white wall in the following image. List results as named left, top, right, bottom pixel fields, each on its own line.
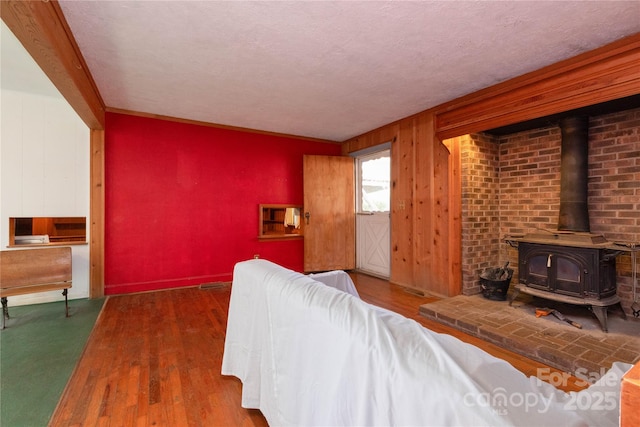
left=0, top=88, right=90, bottom=306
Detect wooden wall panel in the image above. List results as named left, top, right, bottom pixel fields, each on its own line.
left=413, top=113, right=453, bottom=297
left=445, top=137, right=462, bottom=296
left=90, top=129, right=105, bottom=298
left=434, top=32, right=640, bottom=139
left=342, top=124, right=400, bottom=155
left=342, top=134, right=370, bottom=155
left=412, top=115, right=436, bottom=292
left=432, top=128, right=452, bottom=296
left=344, top=112, right=462, bottom=297
left=390, top=121, right=414, bottom=287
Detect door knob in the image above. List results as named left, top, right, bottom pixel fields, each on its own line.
left=304, top=212, right=310, bottom=224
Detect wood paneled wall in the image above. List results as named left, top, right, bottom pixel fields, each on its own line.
left=343, top=32, right=639, bottom=297
left=343, top=112, right=462, bottom=297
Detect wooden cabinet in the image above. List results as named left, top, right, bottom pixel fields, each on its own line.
left=259, top=205, right=302, bottom=240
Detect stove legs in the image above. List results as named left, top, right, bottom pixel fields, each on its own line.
left=511, top=284, right=627, bottom=332
left=590, top=306, right=609, bottom=332
left=507, top=287, right=520, bottom=306
left=590, top=303, right=626, bottom=333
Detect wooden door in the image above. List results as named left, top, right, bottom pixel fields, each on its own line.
left=303, top=155, right=355, bottom=272
left=355, top=149, right=391, bottom=278
left=357, top=213, right=390, bottom=277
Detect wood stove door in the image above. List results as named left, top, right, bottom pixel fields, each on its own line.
left=519, top=243, right=591, bottom=298
left=522, top=252, right=550, bottom=290
left=553, top=255, right=584, bottom=296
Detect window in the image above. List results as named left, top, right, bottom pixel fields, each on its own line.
left=357, top=150, right=390, bottom=213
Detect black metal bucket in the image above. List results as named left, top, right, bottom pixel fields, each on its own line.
left=480, top=267, right=514, bottom=301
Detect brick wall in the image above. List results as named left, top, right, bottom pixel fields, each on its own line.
left=458, top=133, right=500, bottom=295
left=587, top=108, right=640, bottom=312
left=460, top=107, right=640, bottom=314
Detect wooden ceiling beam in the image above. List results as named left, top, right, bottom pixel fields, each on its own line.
left=434, top=32, right=640, bottom=140
left=1, top=0, right=105, bottom=130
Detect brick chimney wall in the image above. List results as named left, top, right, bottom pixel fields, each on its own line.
left=458, top=133, right=500, bottom=295
left=460, top=107, right=640, bottom=314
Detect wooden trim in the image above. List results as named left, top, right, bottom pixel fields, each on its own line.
left=7, top=242, right=87, bottom=249
left=90, top=129, right=105, bottom=298
left=444, top=137, right=462, bottom=296
left=107, top=107, right=340, bottom=145
left=258, top=204, right=303, bottom=240
left=257, top=235, right=304, bottom=241
left=434, top=32, right=640, bottom=139
left=0, top=0, right=105, bottom=129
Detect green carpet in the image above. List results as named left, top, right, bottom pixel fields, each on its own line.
left=0, top=298, right=104, bottom=427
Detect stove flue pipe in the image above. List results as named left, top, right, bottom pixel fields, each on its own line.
left=558, top=116, right=590, bottom=232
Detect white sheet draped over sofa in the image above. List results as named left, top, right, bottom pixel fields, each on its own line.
left=221, top=259, right=630, bottom=426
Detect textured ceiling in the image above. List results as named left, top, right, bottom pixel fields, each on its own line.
left=19, top=1, right=640, bottom=140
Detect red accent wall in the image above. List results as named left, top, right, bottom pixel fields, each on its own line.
left=104, top=112, right=341, bottom=295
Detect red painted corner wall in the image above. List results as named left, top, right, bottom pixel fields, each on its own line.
left=104, top=112, right=341, bottom=295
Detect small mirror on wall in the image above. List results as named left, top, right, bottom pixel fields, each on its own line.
left=259, top=204, right=303, bottom=240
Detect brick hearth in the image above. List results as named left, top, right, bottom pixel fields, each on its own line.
left=419, top=294, right=640, bottom=378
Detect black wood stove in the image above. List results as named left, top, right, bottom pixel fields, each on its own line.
left=506, top=116, right=629, bottom=332
left=508, top=232, right=625, bottom=332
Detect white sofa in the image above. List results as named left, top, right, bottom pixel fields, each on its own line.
left=222, top=259, right=630, bottom=426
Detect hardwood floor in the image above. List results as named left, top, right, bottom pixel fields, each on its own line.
left=50, top=273, right=582, bottom=426
left=49, top=286, right=267, bottom=427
